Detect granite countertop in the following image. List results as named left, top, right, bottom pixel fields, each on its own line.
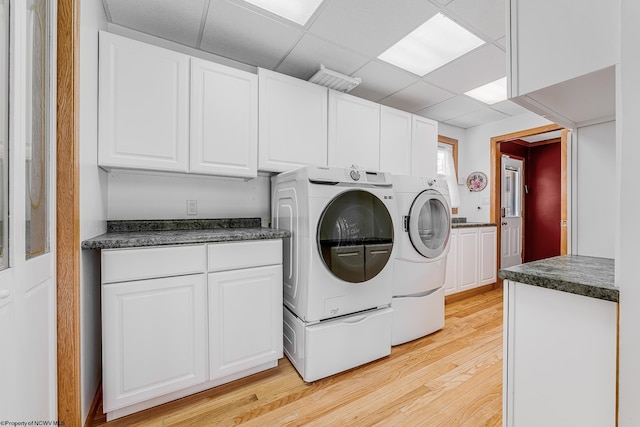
left=498, top=255, right=618, bottom=302
left=451, top=217, right=497, bottom=228
left=452, top=222, right=497, bottom=228
left=81, top=218, right=291, bottom=250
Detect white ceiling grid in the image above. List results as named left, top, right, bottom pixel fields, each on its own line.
left=101, top=0, right=526, bottom=128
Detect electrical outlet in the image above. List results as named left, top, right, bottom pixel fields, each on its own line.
left=187, top=200, right=197, bottom=215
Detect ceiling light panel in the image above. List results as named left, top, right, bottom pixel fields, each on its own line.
left=377, top=13, right=485, bottom=76
left=465, top=77, right=507, bottom=104
left=241, top=0, right=324, bottom=25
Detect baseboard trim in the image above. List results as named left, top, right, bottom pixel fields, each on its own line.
left=85, top=382, right=102, bottom=427
left=445, top=282, right=500, bottom=305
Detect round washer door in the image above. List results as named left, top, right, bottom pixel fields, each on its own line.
left=408, top=189, right=451, bottom=259
left=317, top=190, right=394, bottom=283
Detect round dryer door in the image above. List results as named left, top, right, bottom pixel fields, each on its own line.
left=317, top=190, right=394, bottom=283
left=408, top=189, right=451, bottom=258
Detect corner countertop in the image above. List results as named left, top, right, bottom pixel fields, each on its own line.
left=498, top=255, right=618, bottom=302
left=81, top=218, right=291, bottom=250
left=451, top=218, right=497, bottom=228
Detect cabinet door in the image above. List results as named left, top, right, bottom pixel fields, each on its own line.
left=258, top=68, right=328, bottom=172
left=208, top=265, right=283, bottom=380
left=411, top=116, right=438, bottom=177
left=458, top=228, right=479, bottom=291
left=379, top=106, right=412, bottom=175
left=479, top=227, right=497, bottom=286
left=509, top=0, right=619, bottom=96
left=190, top=58, right=257, bottom=178
left=328, top=90, right=380, bottom=171
left=102, top=274, right=207, bottom=412
left=504, top=281, right=617, bottom=427
left=99, top=32, right=189, bottom=172
left=443, top=229, right=458, bottom=295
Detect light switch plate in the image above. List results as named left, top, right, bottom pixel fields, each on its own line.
left=187, top=200, right=197, bottom=215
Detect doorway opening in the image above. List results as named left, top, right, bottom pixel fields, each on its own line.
left=490, top=124, right=569, bottom=270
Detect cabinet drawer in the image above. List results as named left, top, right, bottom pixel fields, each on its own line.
left=102, top=245, right=206, bottom=284
left=208, top=240, right=282, bottom=272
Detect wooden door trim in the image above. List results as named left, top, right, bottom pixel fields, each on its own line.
left=490, top=123, right=565, bottom=270
left=57, top=0, right=81, bottom=423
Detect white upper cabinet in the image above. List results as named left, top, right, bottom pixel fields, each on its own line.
left=328, top=90, right=380, bottom=171
left=379, top=106, right=412, bottom=175
left=507, top=0, right=619, bottom=128
left=99, top=32, right=190, bottom=172
left=258, top=68, right=328, bottom=172
left=190, top=58, right=258, bottom=178
left=411, top=115, right=438, bottom=178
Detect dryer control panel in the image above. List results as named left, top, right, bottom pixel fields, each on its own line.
left=308, top=165, right=392, bottom=187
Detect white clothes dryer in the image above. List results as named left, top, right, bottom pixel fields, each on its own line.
left=390, top=175, right=451, bottom=346
left=272, top=165, right=396, bottom=382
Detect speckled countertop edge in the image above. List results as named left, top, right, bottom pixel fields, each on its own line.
left=82, top=218, right=290, bottom=250
left=499, top=255, right=618, bottom=302
left=452, top=222, right=497, bottom=228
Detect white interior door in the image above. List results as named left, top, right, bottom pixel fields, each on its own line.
left=0, top=0, right=57, bottom=419
left=501, top=155, right=523, bottom=269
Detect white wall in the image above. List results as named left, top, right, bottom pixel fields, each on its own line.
left=456, top=113, right=552, bottom=222
left=107, top=171, right=271, bottom=225
left=79, top=0, right=108, bottom=422
left=618, top=1, right=640, bottom=424
left=573, top=121, right=616, bottom=258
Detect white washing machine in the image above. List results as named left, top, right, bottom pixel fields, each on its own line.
left=272, top=165, right=396, bottom=382
left=391, top=175, right=451, bottom=346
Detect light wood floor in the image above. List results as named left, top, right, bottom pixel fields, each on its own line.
left=91, top=286, right=503, bottom=427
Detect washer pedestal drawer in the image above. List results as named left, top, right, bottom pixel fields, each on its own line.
left=283, top=306, right=392, bottom=382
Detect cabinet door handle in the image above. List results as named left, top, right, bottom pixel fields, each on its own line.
left=0, top=289, right=10, bottom=300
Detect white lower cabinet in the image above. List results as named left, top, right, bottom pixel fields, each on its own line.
left=444, top=226, right=497, bottom=296
left=208, top=265, right=283, bottom=380
left=101, top=240, right=283, bottom=420
left=504, top=281, right=617, bottom=427
left=102, top=274, right=207, bottom=413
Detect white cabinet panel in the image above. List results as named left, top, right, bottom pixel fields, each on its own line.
left=99, top=32, right=189, bottom=172
left=504, top=281, right=617, bottom=427
left=458, top=228, right=479, bottom=291
left=507, top=0, right=619, bottom=127
left=379, top=106, right=412, bottom=175
left=258, top=68, right=328, bottom=172
left=411, top=116, right=438, bottom=178
left=479, top=227, right=497, bottom=286
left=443, top=229, right=458, bottom=296
left=328, top=90, right=380, bottom=171
left=446, top=226, right=497, bottom=295
left=102, top=274, right=207, bottom=412
left=102, top=245, right=206, bottom=284
left=208, top=265, right=283, bottom=380
left=208, top=239, right=282, bottom=272
left=190, top=58, right=257, bottom=178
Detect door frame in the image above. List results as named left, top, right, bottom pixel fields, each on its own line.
left=490, top=124, right=568, bottom=270
left=57, top=0, right=81, bottom=423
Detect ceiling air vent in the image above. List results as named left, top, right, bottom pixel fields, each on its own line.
left=309, top=65, right=361, bottom=93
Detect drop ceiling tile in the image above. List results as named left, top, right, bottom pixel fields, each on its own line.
left=103, top=0, right=206, bottom=46
left=445, top=107, right=508, bottom=128
left=417, top=95, right=484, bottom=122
left=347, top=61, right=420, bottom=102
left=423, top=44, right=506, bottom=94
left=490, top=100, right=530, bottom=116
left=379, top=81, right=454, bottom=113
left=276, top=34, right=369, bottom=81
left=309, top=0, right=439, bottom=57
left=201, top=0, right=303, bottom=69
left=446, top=0, right=505, bottom=40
